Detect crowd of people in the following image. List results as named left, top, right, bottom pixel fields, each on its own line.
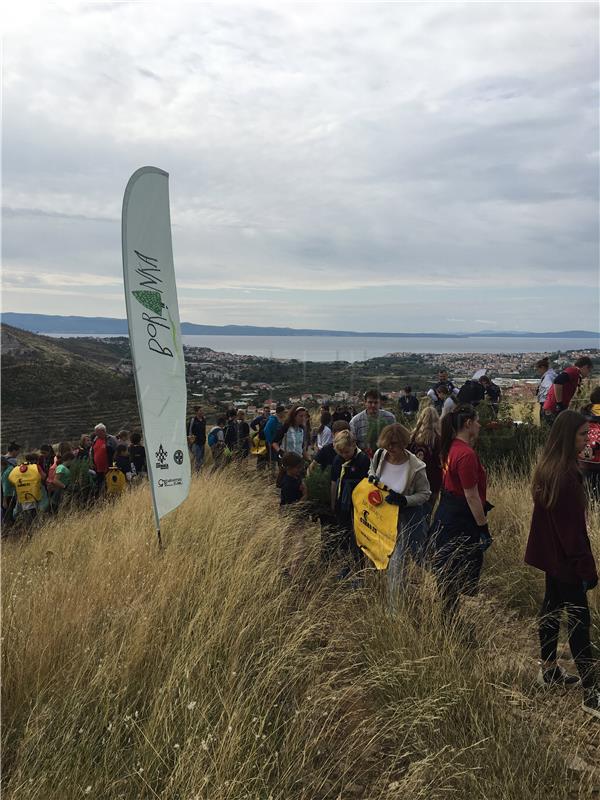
left=265, top=382, right=598, bottom=719
left=1, top=425, right=147, bottom=530
left=2, top=358, right=599, bottom=718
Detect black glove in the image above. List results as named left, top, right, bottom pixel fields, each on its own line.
left=385, top=491, right=407, bottom=508
left=478, top=523, right=493, bottom=551
left=555, top=402, right=565, bottom=413
left=583, top=577, right=598, bottom=591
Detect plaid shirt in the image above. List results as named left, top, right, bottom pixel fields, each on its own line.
left=349, top=409, right=396, bottom=451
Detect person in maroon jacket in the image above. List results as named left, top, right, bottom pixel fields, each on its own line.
left=525, top=409, right=599, bottom=718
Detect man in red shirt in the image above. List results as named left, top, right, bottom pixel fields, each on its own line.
left=91, top=423, right=116, bottom=492
left=543, top=357, right=593, bottom=424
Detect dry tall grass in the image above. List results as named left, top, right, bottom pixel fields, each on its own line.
left=2, top=465, right=599, bottom=799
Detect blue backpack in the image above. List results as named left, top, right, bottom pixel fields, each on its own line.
left=207, top=427, right=221, bottom=448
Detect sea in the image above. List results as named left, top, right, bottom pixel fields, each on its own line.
left=48, top=333, right=600, bottom=363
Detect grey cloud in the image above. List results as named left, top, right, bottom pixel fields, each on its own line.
left=2, top=2, right=598, bottom=329
left=137, top=67, right=163, bottom=82
left=3, top=207, right=118, bottom=224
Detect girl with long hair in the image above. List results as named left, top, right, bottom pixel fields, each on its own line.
left=525, top=410, right=599, bottom=718
left=429, top=404, right=492, bottom=616
left=316, top=410, right=333, bottom=451
left=408, top=405, right=442, bottom=511
left=276, top=405, right=309, bottom=459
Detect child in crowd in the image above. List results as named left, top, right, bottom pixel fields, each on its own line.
left=47, top=450, right=74, bottom=513
left=129, top=432, right=147, bottom=475
left=114, top=444, right=134, bottom=482
left=8, top=453, right=44, bottom=531
left=330, top=429, right=371, bottom=577
left=408, top=405, right=442, bottom=513
left=208, top=417, right=227, bottom=469
left=1, top=455, right=16, bottom=531
left=38, top=445, right=56, bottom=483
left=116, top=430, right=131, bottom=447
left=277, top=452, right=307, bottom=506
left=277, top=452, right=308, bottom=578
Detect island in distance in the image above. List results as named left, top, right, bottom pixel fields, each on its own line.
left=2, top=312, right=598, bottom=339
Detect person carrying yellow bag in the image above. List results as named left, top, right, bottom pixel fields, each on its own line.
left=353, top=424, right=431, bottom=609
left=250, top=432, right=268, bottom=458
left=8, top=455, right=44, bottom=532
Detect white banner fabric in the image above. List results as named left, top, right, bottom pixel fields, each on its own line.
left=122, top=166, right=190, bottom=526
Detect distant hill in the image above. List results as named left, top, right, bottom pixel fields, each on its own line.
left=0, top=324, right=140, bottom=447
left=2, top=313, right=598, bottom=339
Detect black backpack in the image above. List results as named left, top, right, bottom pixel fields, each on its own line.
left=456, top=380, right=485, bottom=405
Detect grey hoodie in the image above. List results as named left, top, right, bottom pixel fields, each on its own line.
left=369, top=448, right=431, bottom=506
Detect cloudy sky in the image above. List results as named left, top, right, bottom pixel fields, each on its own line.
left=3, top=2, right=599, bottom=332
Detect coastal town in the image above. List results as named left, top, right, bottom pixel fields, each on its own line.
left=2, top=322, right=597, bottom=448
left=180, top=344, right=600, bottom=416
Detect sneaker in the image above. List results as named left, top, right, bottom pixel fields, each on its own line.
left=582, top=687, right=600, bottom=719
left=537, top=665, right=580, bottom=688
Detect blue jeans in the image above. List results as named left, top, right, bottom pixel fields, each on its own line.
left=192, top=443, right=205, bottom=471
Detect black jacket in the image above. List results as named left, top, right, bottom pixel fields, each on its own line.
left=188, top=416, right=206, bottom=445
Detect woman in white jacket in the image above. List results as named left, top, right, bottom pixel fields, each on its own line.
left=369, top=423, right=431, bottom=607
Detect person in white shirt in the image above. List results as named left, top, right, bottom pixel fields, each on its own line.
left=369, top=423, right=431, bottom=609
left=436, top=386, right=457, bottom=418
left=316, top=410, right=333, bottom=451
left=536, top=357, right=557, bottom=422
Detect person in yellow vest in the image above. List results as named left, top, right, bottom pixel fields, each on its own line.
left=8, top=453, right=43, bottom=532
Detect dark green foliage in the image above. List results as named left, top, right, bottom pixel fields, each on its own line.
left=304, top=465, right=332, bottom=508
left=477, top=422, right=548, bottom=473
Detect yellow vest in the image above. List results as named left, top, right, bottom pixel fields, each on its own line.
left=8, top=464, right=43, bottom=505
left=105, top=466, right=126, bottom=495
left=352, top=478, right=400, bottom=570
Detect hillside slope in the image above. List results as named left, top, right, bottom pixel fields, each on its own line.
left=1, top=467, right=598, bottom=799
left=1, top=324, right=140, bottom=446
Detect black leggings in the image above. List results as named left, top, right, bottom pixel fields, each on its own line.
left=539, top=574, right=596, bottom=688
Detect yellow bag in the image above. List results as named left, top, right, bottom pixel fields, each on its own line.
left=9, top=464, right=42, bottom=505
left=105, top=466, right=126, bottom=495
left=250, top=433, right=267, bottom=457
left=352, top=478, right=400, bottom=570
